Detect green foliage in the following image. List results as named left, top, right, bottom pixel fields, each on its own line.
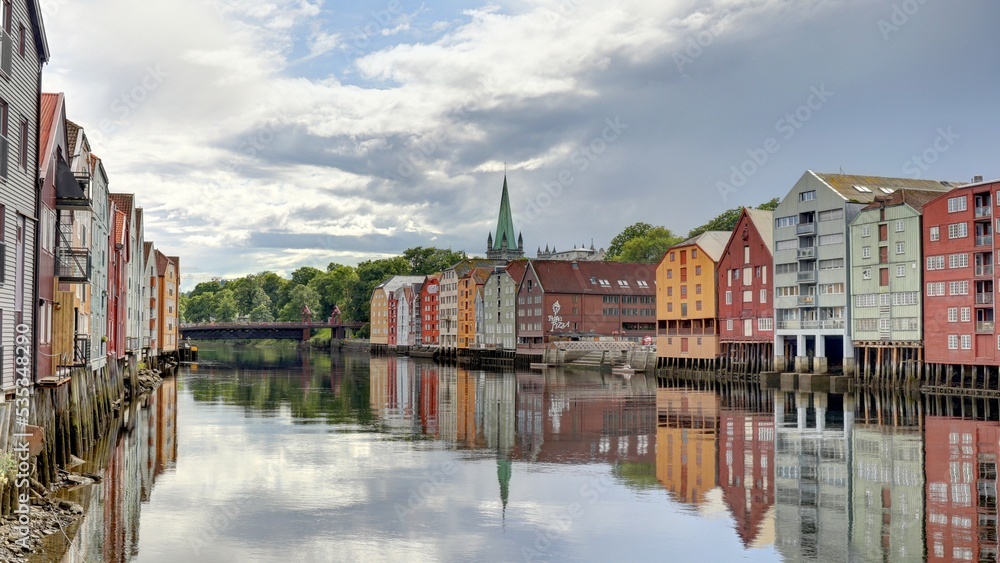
left=757, top=197, right=780, bottom=211
left=615, top=227, right=683, bottom=263
left=403, top=247, right=467, bottom=275
left=344, top=256, right=410, bottom=323
left=185, top=292, right=217, bottom=323
left=606, top=222, right=653, bottom=261
left=290, top=266, right=323, bottom=287
left=249, top=303, right=274, bottom=322
left=189, top=280, right=223, bottom=298
left=214, top=291, right=239, bottom=322
left=278, top=284, right=322, bottom=322
left=308, top=265, right=358, bottom=319
left=687, top=198, right=781, bottom=239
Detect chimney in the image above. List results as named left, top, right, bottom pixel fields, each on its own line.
left=974, top=175, right=984, bottom=183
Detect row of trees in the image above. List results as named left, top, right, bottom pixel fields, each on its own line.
left=180, top=247, right=467, bottom=325
left=180, top=201, right=778, bottom=327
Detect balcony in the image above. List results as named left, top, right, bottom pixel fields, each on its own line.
left=977, top=293, right=995, bottom=305
left=796, top=247, right=816, bottom=260
left=977, top=206, right=993, bottom=218
left=55, top=159, right=93, bottom=210
left=796, top=223, right=816, bottom=235
left=64, top=335, right=90, bottom=367
left=797, top=296, right=816, bottom=307
left=977, top=265, right=994, bottom=277
left=977, top=321, right=996, bottom=334
left=126, top=336, right=140, bottom=351
left=797, top=271, right=816, bottom=283
left=977, top=235, right=994, bottom=247
left=775, top=319, right=845, bottom=330
left=55, top=247, right=92, bottom=283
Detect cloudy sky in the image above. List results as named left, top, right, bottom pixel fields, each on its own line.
left=39, top=0, right=1000, bottom=289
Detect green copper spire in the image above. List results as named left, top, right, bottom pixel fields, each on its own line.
left=493, top=175, right=517, bottom=250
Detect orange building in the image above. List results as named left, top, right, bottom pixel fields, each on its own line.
left=457, top=267, right=492, bottom=349
left=655, top=388, right=719, bottom=504
left=656, top=231, right=730, bottom=363
left=155, top=252, right=179, bottom=354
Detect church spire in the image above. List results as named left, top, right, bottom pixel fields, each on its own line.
left=487, top=173, right=524, bottom=260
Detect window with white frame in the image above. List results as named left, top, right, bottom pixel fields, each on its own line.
left=927, top=282, right=945, bottom=296
left=892, top=292, right=918, bottom=306
left=896, top=220, right=904, bottom=232
left=855, top=294, right=878, bottom=307
left=775, top=216, right=798, bottom=228
left=949, top=308, right=958, bottom=322
left=948, top=196, right=967, bottom=212
left=800, top=190, right=816, bottom=202
left=743, top=290, right=752, bottom=303
left=725, top=291, right=732, bottom=304
left=862, top=268, right=871, bottom=280
left=962, top=335, right=972, bottom=349
left=896, top=241, right=905, bottom=254
left=776, top=286, right=798, bottom=297
left=760, top=289, right=767, bottom=303
left=949, top=222, right=968, bottom=239
left=726, top=319, right=733, bottom=331
left=896, top=265, right=906, bottom=277
left=819, top=258, right=844, bottom=269
left=949, top=254, right=969, bottom=269
left=862, top=225, right=871, bottom=237
left=962, top=307, right=971, bottom=322
left=863, top=246, right=872, bottom=259
left=927, top=255, right=945, bottom=270
left=950, top=281, right=969, bottom=295
left=820, top=283, right=844, bottom=294
left=930, top=226, right=940, bottom=241
left=775, top=239, right=797, bottom=251
left=949, top=335, right=958, bottom=349
left=758, top=317, right=773, bottom=331
left=819, top=233, right=843, bottom=246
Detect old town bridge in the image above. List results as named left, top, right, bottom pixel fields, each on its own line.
left=179, top=321, right=363, bottom=341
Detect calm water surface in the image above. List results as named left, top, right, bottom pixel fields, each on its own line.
left=43, top=345, right=1000, bottom=562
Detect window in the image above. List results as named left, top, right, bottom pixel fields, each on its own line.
left=949, top=253, right=969, bottom=269
left=775, top=263, right=798, bottom=274
left=776, top=286, right=798, bottom=297
left=818, top=209, right=844, bottom=221
left=695, top=266, right=701, bottom=276
left=926, top=255, right=945, bottom=270
left=879, top=267, right=889, bottom=286
left=799, top=190, right=816, bottom=202
left=695, top=284, right=702, bottom=295
left=949, top=307, right=958, bottom=323
left=819, top=233, right=843, bottom=245
left=949, top=335, right=958, bottom=350
left=927, top=282, right=946, bottom=296
left=896, top=265, right=905, bottom=277
left=775, top=216, right=798, bottom=228
left=862, top=225, right=871, bottom=237
left=758, top=317, right=773, bottom=331
left=775, top=239, right=797, bottom=251
left=691, top=249, right=698, bottom=259
left=669, top=252, right=675, bottom=262
left=743, top=267, right=751, bottom=284
left=896, top=220, right=904, bottom=232
left=949, top=281, right=969, bottom=295
left=820, top=283, right=844, bottom=294
left=726, top=319, right=733, bottom=331
left=666, top=270, right=672, bottom=279
left=819, top=258, right=844, bottom=269
left=855, top=294, right=877, bottom=307
left=666, top=287, right=672, bottom=297
left=725, top=291, right=731, bottom=304
left=930, top=226, right=940, bottom=241
left=949, top=222, right=968, bottom=239
left=696, top=300, right=702, bottom=311
left=743, top=290, right=752, bottom=303
left=962, top=335, right=972, bottom=350
left=862, top=246, right=871, bottom=259
left=948, top=196, right=967, bottom=213
left=892, top=292, right=919, bottom=306
left=743, top=246, right=750, bottom=264
left=862, top=268, right=871, bottom=280
left=896, top=241, right=905, bottom=254
left=733, top=268, right=740, bottom=280
left=760, top=289, right=767, bottom=303
left=854, top=185, right=872, bottom=193
left=17, top=118, right=26, bottom=170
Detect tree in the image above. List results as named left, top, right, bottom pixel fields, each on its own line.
left=308, top=264, right=358, bottom=319
left=687, top=198, right=782, bottom=238
left=278, top=284, right=322, bottom=321
left=256, top=271, right=288, bottom=315
left=344, top=257, right=410, bottom=322
left=215, top=291, right=239, bottom=322
left=606, top=222, right=653, bottom=261
left=249, top=303, right=274, bottom=322
left=189, top=280, right=223, bottom=298
left=185, top=292, right=217, bottom=323
left=403, top=246, right=467, bottom=275
left=290, top=266, right=323, bottom=287
left=615, top=227, right=683, bottom=263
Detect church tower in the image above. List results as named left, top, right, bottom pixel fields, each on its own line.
left=486, top=174, right=524, bottom=260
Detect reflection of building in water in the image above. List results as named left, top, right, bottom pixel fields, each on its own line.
left=511, top=371, right=656, bottom=465
left=925, top=416, right=1000, bottom=562
left=850, top=426, right=924, bottom=562
left=478, top=372, right=517, bottom=452
left=719, top=409, right=774, bottom=546
left=369, top=357, right=443, bottom=437
left=656, top=388, right=719, bottom=505
left=773, top=391, right=853, bottom=562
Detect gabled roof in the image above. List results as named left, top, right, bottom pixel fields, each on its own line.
left=673, top=231, right=730, bottom=262
left=39, top=93, right=60, bottom=167
left=114, top=210, right=127, bottom=250
left=462, top=266, right=493, bottom=285
left=526, top=260, right=655, bottom=296
left=155, top=250, right=169, bottom=274
left=26, top=0, right=49, bottom=63
left=66, top=119, right=81, bottom=157
left=135, top=208, right=143, bottom=234
left=743, top=208, right=773, bottom=253
left=143, top=242, right=155, bottom=266
left=810, top=171, right=958, bottom=203
left=450, top=258, right=503, bottom=277
left=374, top=275, right=426, bottom=296
left=109, top=193, right=134, bottom=216
left=859, top=188, right=948, bottom=213
left=504, top=260, right=528, bottom=284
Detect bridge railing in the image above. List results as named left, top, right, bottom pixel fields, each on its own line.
left=180, top=321, right=362, bottom=328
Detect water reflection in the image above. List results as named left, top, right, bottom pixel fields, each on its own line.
left=50, top=346, right=1000, bottom=562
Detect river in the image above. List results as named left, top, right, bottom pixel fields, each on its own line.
left=35, top=344, right=998, bottom=562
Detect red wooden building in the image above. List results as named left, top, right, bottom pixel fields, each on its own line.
left=517, top=260, right=656, bottom=349
left=108, top=204, right=128, bottom=361
left=716, top=208, right=774, bottom=372
left=922, top=180, right=1000, bottom=368
left=420, top=275, right=440, bottom=345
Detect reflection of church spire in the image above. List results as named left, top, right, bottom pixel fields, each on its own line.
left=498, top=454, right=511, bottom=525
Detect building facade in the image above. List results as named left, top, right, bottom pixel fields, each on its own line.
left=482, top=262, right=526, bottom=351
left=923, top=180, right=1000, bottom=367
left=457, top=267, right=491, bottom=349
left=717, top=209, right=774, bottom=371
left=772, top=171, right=955, bottom=374
left=656, top=231, right=729, bottom=362
left=420, top=274, right=440, bottom=345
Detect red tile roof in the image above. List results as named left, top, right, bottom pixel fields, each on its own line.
left=528, top=260, right=656, bottom=295
left=155, top=250, right=169, bottom=274
left=109, top=193, right=134, bottom=216
left=66, top=119, right=81, bottom=157
left=38, top=93, right=61, bottom=166
left=114, top=210, right=127, bottom=248
left=505, top=260, right=528, bottom=284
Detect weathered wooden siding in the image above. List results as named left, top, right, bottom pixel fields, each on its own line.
left=718, top=209, right=773, bottom=344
